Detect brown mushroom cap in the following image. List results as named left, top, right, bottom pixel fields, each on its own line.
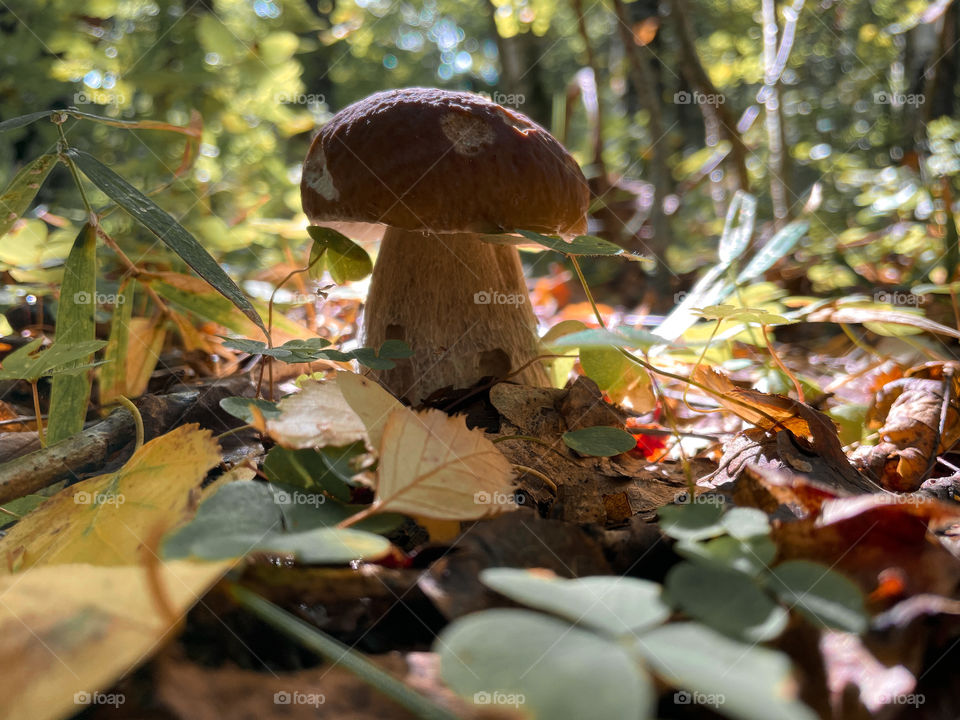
left=301, top=88, right=589, bottom=237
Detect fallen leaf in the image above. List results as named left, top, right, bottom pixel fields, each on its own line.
left=360, top=408, right=515, bottom=521
left=0, top=560, right=230, bottom=720
left=338, top=370, right=404, bottom=449
left=0, top=424, right=220, bottom=569
left=266, top=378, right=368, bottom=449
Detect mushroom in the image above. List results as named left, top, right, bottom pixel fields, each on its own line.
left=301, top=88, right=589, bottom=403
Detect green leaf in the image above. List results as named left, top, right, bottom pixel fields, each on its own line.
left=64, top=148, right=266, bottom=337
left=47, top=224, right=98, bottom=444
left=0, top=338, right=107, bottom=383
left=653, top=192, right=756, bottom=342
left=514, top=229, right=645, bottom=260
left=658, top=502, right=727, bottom=542
left=0, top=154, right=57, bottom=239
left=548, top=327, right=661, bottom=350
left=562, top=426, right=637, bottom=456
left=262, top=445, right=360, bottom=503
left=480, top=568, right=670, bottom=636
left=735, top=220, right=808, bottom=283
left=221, top=336, right=412, bottom=370
left=718, top=191, right=756, bottom=264
left=0, top=495, right=47, bottom=525
left=665, top=562, right=788, bottom=642
left=0, top=111, right=55, bottom=133
left=436, top=609, right=654, bottom=719
left=765, top=560, right=868, bottom=633
left=634, top=622, right=816, bottom=720
left=675, top=534, right=777, bottom=577
left=218, top=396, right=282, bottom=423
left=307, top=225, right=373, bottom=284
left=696, top=305, right=794, bottom=326
left=162, top=480, right=392, bottom=563
left=721, top=507, right=772, bottom=540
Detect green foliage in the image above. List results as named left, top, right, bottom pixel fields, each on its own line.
left=0, top=338, right=107, bottom=383
left=220, top=336, right=413, bottom=369
left=307, top=225, right=373, bottom=283
left=162, top=479, right=392, bottom=562
left=46, top=224, right=98, bottom=444
left=561, top=426, right=637, bottom=456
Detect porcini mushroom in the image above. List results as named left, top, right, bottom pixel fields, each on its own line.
left=301, top=88, right=589, bottom=403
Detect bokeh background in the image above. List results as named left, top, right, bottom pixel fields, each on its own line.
left=1, top=0, right=958, bottom=327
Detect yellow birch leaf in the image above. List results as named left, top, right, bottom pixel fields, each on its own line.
left=0, top=424, right=221, bottom=569
left=336, top=371, right=403, bottom=449
left=371, top=408, right=515, bottom=520
left=0, top=560, right=230, bottom=720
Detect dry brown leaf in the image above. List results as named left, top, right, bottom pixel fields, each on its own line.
left=692, top=366, right=814, bottom=435
left=266, top=378, right=369, bottom=449
left=852, top=368, right=960, bottom=491
left=338, top=371, right=404, bottom=449
left=365, top=408, right=515, bottom=521
left=0, top=560, right=230, bottom=720
left=0, top=424, right=220, bottom=569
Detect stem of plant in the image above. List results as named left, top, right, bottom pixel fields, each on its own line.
left=30, top=381, right=44, bottom=447
left=116, top=395, right=144, bottom=452
left=227, top=584, right=460, bottom=720
left=568, top=254, right=792, bottom=431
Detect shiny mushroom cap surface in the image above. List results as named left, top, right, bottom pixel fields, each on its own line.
left=301, top=87, right=589, bottom=237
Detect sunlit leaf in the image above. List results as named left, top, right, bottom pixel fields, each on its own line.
left=481, top=568, right=670, bottom=636
left=0, top=154, right=57, bottom=239
left=47, top=223, right=98, bottom=443
left=64, top=148, right=266, bottom=336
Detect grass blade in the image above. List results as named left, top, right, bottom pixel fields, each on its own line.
left=47, top=224, right=98, bottom=443
left=65, top=147, right=266, bottom=337
left=229, top=585, right=460, bottom=720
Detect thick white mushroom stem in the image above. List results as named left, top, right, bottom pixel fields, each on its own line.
left=364, top=227, right=550, bottom=403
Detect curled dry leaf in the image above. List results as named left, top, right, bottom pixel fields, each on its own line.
left=0, top=424, right=221, bottom=569
left=851, top=366, right=960, bottom=491
left=352, top=408, right=515, bottom=522
left=695, top=367, right=877, bottom=494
